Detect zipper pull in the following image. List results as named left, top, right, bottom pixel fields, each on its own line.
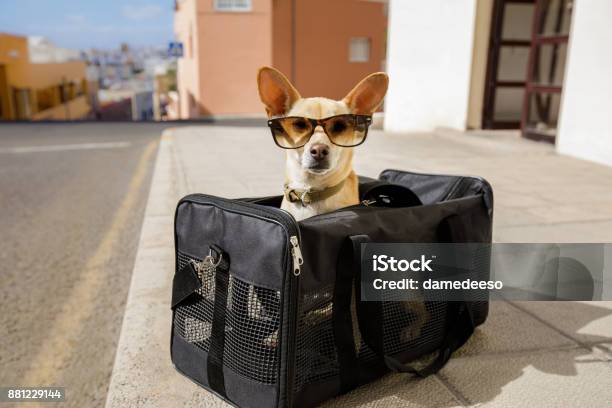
left=361, top=199, right=376, bottom=206
left=290, top=235, right=303, bottom=276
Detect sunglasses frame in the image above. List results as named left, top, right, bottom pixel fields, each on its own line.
left=267, top=114, right=373, bottom=149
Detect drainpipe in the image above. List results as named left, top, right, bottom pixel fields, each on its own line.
left=61, top=76, right=70, bottom=120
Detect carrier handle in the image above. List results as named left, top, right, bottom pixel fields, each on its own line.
left=171, top=245, right=231, bottom=398
left=206, top=244, right=231, bottom=399
left=339, top=214, right=475, bottom=380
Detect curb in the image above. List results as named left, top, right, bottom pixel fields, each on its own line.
left=104, top=129, right=223, bottom=407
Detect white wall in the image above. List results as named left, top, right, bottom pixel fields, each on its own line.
left=557, top=0, right=612, bottom=166
left=384, top=0, right=478, bottom=132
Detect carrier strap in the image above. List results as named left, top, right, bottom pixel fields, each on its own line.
left=333, top=234, right=370, bottom=393
left=207, top=245, right=231, bottom=398
left=171, top=261, right=202, bottom=309
left=336, top=213, right=476, bottom=382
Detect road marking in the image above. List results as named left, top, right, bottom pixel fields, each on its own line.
left=0, top=141, right=131, bottom=154
left=21, top=139, right=158, bottom=387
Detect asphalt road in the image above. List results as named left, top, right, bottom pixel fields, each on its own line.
left=0, top=123, right=176, bottom=407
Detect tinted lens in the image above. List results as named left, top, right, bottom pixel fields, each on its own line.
left=324, top=115, right=368, bottom=147
left=270, top=117, right=314, bottom=148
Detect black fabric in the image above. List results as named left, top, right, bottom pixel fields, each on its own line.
left=175, top=202, right=288, bottom=291
left=379, top=169, right=493, bottom=214
left=438, top=213, right=468, bottom=243
left=207, top=245, right=231, bottom=398
left=379, top=302, right=474, bottom=377
left=172, top=169, right=494, bottom=408
left=360, top=180, right=422, bottom=208
left=379, top=170, right=462, bottom=205
left=171, top=261, right=202, bottom=309
left=332, top=234, right=370, bottom=393
left=172, top=333, right=279, bottom=408
left=330, top=232, right=473, bottom=382
left=172, top=332, right=210, bottom=388
left=351, top=211, right=476, bottom=377
left=297, top=194, right=489, bottom=294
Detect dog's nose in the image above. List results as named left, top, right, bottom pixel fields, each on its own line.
left=309, top=143, right=329, bottom=160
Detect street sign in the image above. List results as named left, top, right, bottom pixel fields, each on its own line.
left=167, top=42, right=184, bottom=58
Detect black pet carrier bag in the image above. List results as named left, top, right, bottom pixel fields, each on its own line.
left=171, top=169, right=493, bottom=408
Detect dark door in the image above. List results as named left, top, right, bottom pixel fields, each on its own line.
left=521, top=0, right=572, bottom=142
left=0, top=65, right=9, bottom=120
left=483, top=0, right=535, bottom=129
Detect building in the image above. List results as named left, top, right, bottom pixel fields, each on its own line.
left=28, top=36, right=81, bottom=64
left=98, top=81, right=155, bottom=121
left=0, top=33, right=91, bottom=121
left=385, top=0, right=612, bottom=167
left=173, top=0, right=387, bottom=119
left=80, top=44, right=174, bottom=121
left=172, top=0, right=611, bottom=167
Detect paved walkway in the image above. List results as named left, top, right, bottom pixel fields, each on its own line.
left=106, top=126, right=612, bottom=407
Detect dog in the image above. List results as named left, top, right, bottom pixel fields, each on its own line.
left=257, top=67, right=429, bottom=350
left=257, top=66, right=388, bottom=221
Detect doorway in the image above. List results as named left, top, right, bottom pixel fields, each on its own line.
left=483, top=0, right=572, bottom=142
left=521, top=0, right=572, bottom=142
left=0, top=65, right=9, bottom=120
left=483, top=0, right=534, bottom=130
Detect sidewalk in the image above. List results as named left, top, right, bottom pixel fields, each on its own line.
left=106, top=126, right=612, bottom=407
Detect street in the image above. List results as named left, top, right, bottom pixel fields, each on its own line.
left=0, top=123, right=169, bottom=407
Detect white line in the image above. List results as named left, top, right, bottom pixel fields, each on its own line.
left=0, top=141, right=132, bottom=154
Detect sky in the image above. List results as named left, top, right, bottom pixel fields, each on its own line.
left=0, top=0, right=174, bottom=50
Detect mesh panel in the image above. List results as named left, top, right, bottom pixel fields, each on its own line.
left=381, top=301, right=446, bottom=355
left=175, top=252, right=456, bottom=393
left=293, top=285, right=448, bottom=394
left=224, top=277, right=280, bottom=384
left=173, top=252, right=281, bottom=384
left=294, top=285, right=338, bottom=391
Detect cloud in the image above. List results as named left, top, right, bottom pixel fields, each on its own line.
left=121, top=4, right=164, bottom=21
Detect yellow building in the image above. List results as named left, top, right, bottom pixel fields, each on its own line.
left=0, top=33, right=91, bottom=121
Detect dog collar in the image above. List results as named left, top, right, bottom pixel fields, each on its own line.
left=284, top=179, right=347, bottom=206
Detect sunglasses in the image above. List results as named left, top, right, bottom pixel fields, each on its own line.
left=267, top=114, right=372, bottom=149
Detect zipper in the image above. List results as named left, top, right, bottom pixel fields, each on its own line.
left=178, top=194, right=302, bottom=407
left=181, top=193, right=299, bottom=236
left=289, top=235, right=303, bottom=276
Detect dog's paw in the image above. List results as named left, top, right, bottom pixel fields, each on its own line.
left=263, top=330, right=278, bottom=349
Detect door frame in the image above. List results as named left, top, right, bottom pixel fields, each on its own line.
left=520, top=0, right=570, bottom=143
left=482, top=0, right=535, bottom=130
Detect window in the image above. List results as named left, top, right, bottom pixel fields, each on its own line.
left=349, top=37, right=370, bottom=63
left=214, top=0, right=252, bottom=12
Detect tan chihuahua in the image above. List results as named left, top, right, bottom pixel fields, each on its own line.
left=257, top=67, right=429, bottom=349
left=257, top=66, right=388, bottom=221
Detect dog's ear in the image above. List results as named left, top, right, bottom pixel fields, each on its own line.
left=257, top=67, right=301, bottom=117
left=343, top=72, right=389, bottom=114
